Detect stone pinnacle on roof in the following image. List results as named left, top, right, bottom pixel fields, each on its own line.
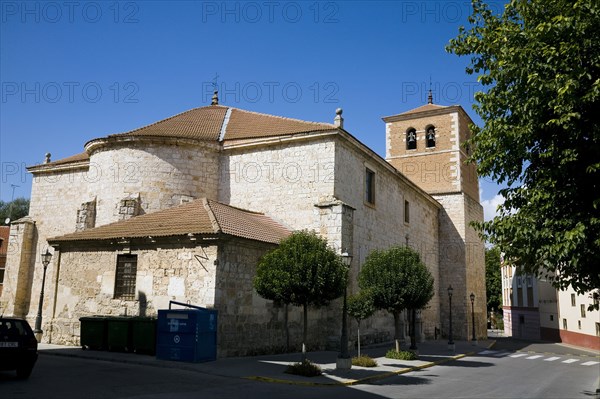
left=334, top=108, right=344, bottom=128
left=211, top=90, right=219, bottom=105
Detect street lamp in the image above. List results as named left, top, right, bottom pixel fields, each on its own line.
left=470, top=292, right=476, bottom=342
left=34, top=249, right=52, bottom=337
left=337, top=251, right=353, bottom=370
left=448, top=285, right=454, bottom=349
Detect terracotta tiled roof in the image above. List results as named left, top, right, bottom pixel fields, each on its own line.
left=48, top=198, right=290, bottom=245
left=109, top=106, right=229, bottom=141
left=399, top=103, right=448, bottom=115
left=32, top=106, right=337, bottom=170
left=208, top=200, right=291, bottom=244
left=223, top=108, right=336, bottom=140
left=33, top=152, right=90, bottom=168
left=0, top=226, right=9, bottom=256
left=108, top=105, right=336, bottom=142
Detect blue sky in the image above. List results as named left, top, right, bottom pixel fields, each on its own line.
left=0, top=0, right=505, bottom=219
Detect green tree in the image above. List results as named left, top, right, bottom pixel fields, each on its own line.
left=347, top=290, right=375, bottom=357
left=358, top=246, right=434, bottom=352
left=254, top=230, right=347, bottom=361
left=0, top=197, right=30, bottom=223
left=485, top=247, right=502, bottom=312
left=447, top=0, right=600, bottom=300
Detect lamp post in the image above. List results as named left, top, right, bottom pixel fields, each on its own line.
left=470, top=292, right=476, bottom=342
left=448, top=285, right=454, bottom=350
left=34, top=249, right=52, bottom=338
left=337, top=251, right=353, bottom=370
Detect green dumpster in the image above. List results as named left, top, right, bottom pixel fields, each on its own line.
left=79, top=316, right=108, bottom=350
left=131, top=317, right=156, bottom=355
left=107, top=317, right=132, bottom=352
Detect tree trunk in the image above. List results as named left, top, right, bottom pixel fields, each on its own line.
left=301, top=303, right=308, bottom=362
left=393, top=312, right=401, bottom=352
left=285, top=303, right=290, bottom=352
left=357, top=320, right=361, bottom=357
left=409, top=308, right=417, bottom=350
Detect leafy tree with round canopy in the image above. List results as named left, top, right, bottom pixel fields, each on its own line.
left=447, top=0, right=600, bottom=304
left=358, top=246, right=434, bottom=352
left=0, top=197, right=30, bottom=223
left=254, top=230, right=347, bottom=361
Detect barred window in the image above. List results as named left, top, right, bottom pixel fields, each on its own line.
left=115, top=254, right=137, bottom=300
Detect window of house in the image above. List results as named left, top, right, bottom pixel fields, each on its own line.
left=571, top=293, right=576, bottom=306
left=526, top=286, right=534, bottom=307
left=550, top=315, right=554, bottom=321
left=406, top=129, right=417, bottom=150
left=578, top=320, right=581, bottom=330
left=114, top=254, right=137, bottom=300
left=580, top=304, right=586, bottom=318
left=425, top=126, right=436, bottom=148
left=596, top=322, right=600, bottom=337
left=404, top=200, right=410, bottom=223
left=365, top=168, right=375, bottom=205
left=563, top=318, right=567, bottom=330
left=517, top=287, right=523, bottom=307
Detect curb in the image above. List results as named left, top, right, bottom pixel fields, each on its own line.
left=245, top=342, right=496, bottom=387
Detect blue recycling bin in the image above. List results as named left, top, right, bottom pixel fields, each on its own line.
left=156, top=301, right=218, bottom=363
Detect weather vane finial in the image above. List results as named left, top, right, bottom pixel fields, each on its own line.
left=427, top=76, right=433, bottom=104
left=211, top=72, right=219, bottom=105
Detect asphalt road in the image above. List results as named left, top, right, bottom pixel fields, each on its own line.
left=1, top=343, right=598, bottom=399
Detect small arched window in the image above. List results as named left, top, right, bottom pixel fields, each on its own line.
left=406, top=128, right=417, bottom=150
left=425, top=126, right=436, bottom=148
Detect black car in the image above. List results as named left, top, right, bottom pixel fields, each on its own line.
left=0, top=317, right=38, bottom=378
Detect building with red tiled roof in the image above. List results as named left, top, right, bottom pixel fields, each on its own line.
left=1, top=94, right=486, bottom=357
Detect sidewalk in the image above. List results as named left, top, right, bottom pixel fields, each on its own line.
left=38, top=339, right=495, bottom=386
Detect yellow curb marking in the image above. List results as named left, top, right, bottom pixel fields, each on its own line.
left=244, top=350, right=479, bottom=387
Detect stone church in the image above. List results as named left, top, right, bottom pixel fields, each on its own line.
left=1, top=92, right=486, bottom=357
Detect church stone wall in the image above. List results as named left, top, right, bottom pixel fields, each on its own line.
left=215, top=239, right=340, bottom=357
left=386, top=112, right=461, bottom=195
left=12, top=166, right=93, bottom=324
left=44, top=241, right=219, bottom=345
left=465, top=193, right=487, bottom=339
left=42, top=237, right=339, bottom=357
left=434, top=193, right=486, bottom=340
left=456, top=110, right=480, bottom=202
left=219, top=137, right=336, bottom=231
left=87, top=140, right=220, bottom=227
left=334, top=138, right=441, bottom=343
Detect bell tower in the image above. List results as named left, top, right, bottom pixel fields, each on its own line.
left=383, top=97, right=486, bottom=341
